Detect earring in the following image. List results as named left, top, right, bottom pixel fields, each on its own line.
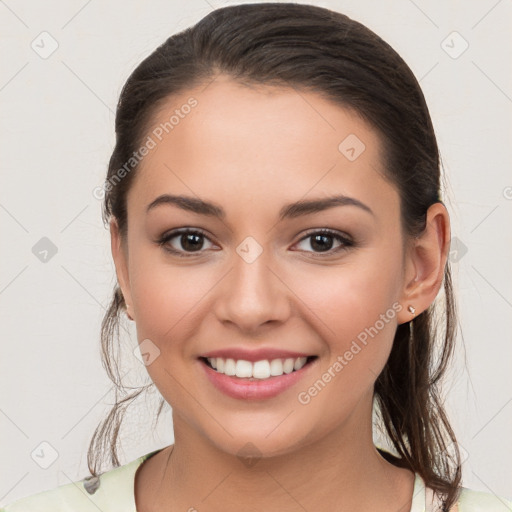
left=407, top=305, right=416, bottom=316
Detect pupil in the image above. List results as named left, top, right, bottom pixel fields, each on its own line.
left=311, top=234, right=333, bottom=252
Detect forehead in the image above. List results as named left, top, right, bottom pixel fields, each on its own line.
left=127, top=75, right=399, bottom=225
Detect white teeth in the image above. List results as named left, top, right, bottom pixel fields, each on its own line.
left=283, top=358, right=295, bottom=374
left=293, top=357, right=305, bottom=370
left=253, top=360, right=271, bottom=379
left=269, top=359, right=284, bottom=376
left=235, top=360, right=253, bottom=378
left=224, top=358, right=236, bottom=376
left=205, top=356, right=309, bottom=379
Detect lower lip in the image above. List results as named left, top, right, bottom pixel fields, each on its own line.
left=198, top=357, right=317, bottom=400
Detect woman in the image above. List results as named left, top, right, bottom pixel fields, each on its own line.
left=2, top=3, right=510, bottom=511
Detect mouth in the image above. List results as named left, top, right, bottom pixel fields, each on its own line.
left=198, top=355, right=319, bottom=400
left=199, top=355, right=318, bottom=380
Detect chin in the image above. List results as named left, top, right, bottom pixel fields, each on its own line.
left=213, top=435, right=302, bottom=462
left=196, top=415, right=324, bottom=462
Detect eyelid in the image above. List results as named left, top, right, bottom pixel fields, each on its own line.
left=297, top=227, right=353, bottom=244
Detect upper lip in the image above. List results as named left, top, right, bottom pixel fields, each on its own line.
left=199, top=348, right=315, bottom=363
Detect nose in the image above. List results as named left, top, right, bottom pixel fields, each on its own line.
left=212, top=246, right=291, bottom=335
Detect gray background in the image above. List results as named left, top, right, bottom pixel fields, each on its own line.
left=1, top=0, right=511, bottom=505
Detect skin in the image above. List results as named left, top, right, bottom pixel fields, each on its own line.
left=111, top=74, right=450, bottom=512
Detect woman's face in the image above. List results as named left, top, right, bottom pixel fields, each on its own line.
left=112, top=75, right=417, bottom=458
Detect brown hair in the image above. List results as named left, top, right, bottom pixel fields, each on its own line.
left=88, top=3, right=461, bottom=509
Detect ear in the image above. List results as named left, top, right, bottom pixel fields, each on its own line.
left=110, top=217, right=133, bottom=316
left=397, top=202, right=451, bottom=325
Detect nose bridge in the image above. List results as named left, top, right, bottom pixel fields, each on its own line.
left=213, top=236, right=289, bottom=331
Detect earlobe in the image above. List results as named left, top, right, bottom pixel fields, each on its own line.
left=398, top=202, right=450, bottom=324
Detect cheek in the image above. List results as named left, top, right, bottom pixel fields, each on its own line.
left=127, top=256, right=214, bottom=404
left=128, top=246, right=216, bottom=343
left=288, top=260, right=400, bottom=379
left=295, top=258, right=399, bottom=334
left=288, top=270, right=400, bottom=427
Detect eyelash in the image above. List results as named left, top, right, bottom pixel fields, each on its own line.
left=156, top=228, right=355, bottom=258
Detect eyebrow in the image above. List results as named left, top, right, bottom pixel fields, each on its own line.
left=146, top=193, right=374, bottom=220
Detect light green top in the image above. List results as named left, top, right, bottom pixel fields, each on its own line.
left=1, top=448, right=511, bottom=511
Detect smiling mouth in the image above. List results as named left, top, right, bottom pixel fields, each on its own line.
left=199, top=355, right=318, bottom=380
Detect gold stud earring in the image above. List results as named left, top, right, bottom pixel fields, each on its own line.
left=407, top=305, right=416, bottom=316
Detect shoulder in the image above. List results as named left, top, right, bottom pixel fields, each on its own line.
left=0, top=451, right=159, bottom=512
left=457, top=486, right=512, bottom=511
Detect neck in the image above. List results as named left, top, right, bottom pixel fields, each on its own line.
left=135, top=396, right=415, bottom=512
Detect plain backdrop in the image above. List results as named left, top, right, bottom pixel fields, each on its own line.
left=1, top=0, right=511, bottom=505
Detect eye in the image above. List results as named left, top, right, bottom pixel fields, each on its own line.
left=293, top=229, right=354, bottom=256
left=157, top=228, right=215, bottom=257
left=157, top=228, right=355, bottom=258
